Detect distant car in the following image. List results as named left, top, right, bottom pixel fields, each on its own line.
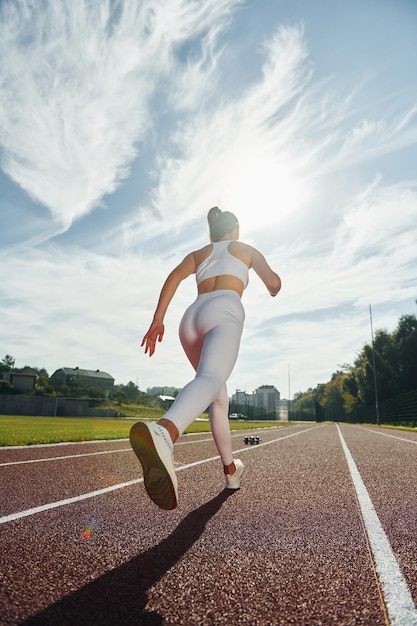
left=244, top=436, right=261, bottom=445
left=229, top=413, right=246, bottom=420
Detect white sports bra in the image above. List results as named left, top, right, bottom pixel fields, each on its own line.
left=195, top=240, right=249, bottom=288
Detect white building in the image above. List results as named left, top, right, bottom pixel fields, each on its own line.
left=231, top=385, right=289, bottom=421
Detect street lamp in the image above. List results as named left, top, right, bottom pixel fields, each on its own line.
left=369, top=304, right=380, bottom=425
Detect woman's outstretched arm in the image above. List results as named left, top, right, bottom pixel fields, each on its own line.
left=142, top=252, right=196, bottom=356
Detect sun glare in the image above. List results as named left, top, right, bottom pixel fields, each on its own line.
left=220, top=150, right=310, bottom=233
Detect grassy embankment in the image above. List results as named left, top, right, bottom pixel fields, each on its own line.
left=0, top=404, right=287, bottom=446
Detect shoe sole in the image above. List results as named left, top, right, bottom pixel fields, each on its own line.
left=129, top=422, right=177, bottom=510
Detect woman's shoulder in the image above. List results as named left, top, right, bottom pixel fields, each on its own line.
left=192, top=243, right=213, bottom=266
left=228, top=240, right=254, bottom=265
left=230, top=240, right=254, bottom=251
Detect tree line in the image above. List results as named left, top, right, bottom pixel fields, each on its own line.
left=293, top=313, right=417, bottom=421
left=0, top=358, right=178, bottom=409
left=2, top=313, right=416, bottom=419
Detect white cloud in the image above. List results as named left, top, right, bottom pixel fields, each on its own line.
left=339, top=120, right=387, bottom=157
left=331, top=179, right=417, bottom=269
left=120, top=25, right=317, bottom=247
left=0, top=0, right=242, bottom=228
left=336, top=105, right=417, bottom=166
left=121, top=21, right=417, bottom=257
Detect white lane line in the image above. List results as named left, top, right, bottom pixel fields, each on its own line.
left=0, top=439, right=129, bottom=450
left=177, top=426, right=319, bottom=470
left=0, top=426, right=317, bottom=525
left=360, top=427, right=417, bottom=445
left=0, top=478, right=143, bottom=525
left=0, top=427, right=268, bottom=451
left=0, top=438, right=224, bottom=466
left=337, top=425, right=417, bottom=626
left=0, top=448, right=131, bottom=467
left=232, top=425, right=318, bottom=455
left=0, top=435, right=225, bottom=467
left=0, top=434, right=242, bottom=467
left=0, top=428, right=294, bottom=466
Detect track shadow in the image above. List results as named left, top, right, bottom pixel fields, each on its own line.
left=23, top=490, right=235, bottom=625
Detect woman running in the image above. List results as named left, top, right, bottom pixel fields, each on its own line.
left=130, top=207, right=281, bottom=509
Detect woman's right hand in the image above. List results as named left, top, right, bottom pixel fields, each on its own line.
left=141, top=320, right=164, bottom=356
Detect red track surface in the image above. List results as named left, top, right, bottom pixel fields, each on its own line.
left=0, top=424, right=416, bottom=625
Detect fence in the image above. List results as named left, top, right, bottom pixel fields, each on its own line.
left=0, top=395, right=121, bottom=418
left=340, top=389, right=417, bottom=426
left=228, top=402, right=287, bottom=421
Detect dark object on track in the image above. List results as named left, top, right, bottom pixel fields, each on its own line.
left=244, top=436, right=260, bottom=445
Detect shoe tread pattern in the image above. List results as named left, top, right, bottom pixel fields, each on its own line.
left=130, top=422, right=177, bottom=510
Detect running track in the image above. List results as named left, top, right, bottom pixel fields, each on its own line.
left=0, top=424, right=416, bottom=625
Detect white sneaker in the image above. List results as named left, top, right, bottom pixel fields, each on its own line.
left=129, top=422, right=178, bottom=510
left=225, top=459, right=245, bottom=490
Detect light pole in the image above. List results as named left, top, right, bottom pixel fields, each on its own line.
left=369, top=304, right=380, bottom=425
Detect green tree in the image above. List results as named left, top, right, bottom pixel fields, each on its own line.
left=85, top=387, right=106, bottom=407
left=0, top=380, right=15, bottom=394
left=393, top=314, right=417, bottom=393
left=294, top=385, right=327, bottom=420
left=1, top=355, right=15, bottom=370
left=340, top=364, right=360, bottom=414
left=294, top=389, right=315, bottom=415
left=34, top=374, right=55, bottom=395
left=124, top=381, right=141, bottom=403
left=114, top=389, right=128, bottom=406
left=320, top=372, right=345, bottom=421
left=373, top=329, right=399, bottom=400
left=349, top=329, right=397, bottom=407
left=113, top=382, right=153, bottom=405
left=293, top=313, right=417, bottom=417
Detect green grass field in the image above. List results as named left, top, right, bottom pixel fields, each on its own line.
left=0, top=412, right=414, bottom=446
left=0, top=410, right=287, bottom=446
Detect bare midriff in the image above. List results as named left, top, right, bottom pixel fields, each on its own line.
left=197, top=275, right=244, bottom=297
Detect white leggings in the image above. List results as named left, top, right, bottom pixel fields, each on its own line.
left=162, top=290, right=245, bottom=465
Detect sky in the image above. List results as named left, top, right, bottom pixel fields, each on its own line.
left=1, top=0, right=417, bottom=399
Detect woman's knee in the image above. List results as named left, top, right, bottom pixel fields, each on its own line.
left=197, top=372, right=223, bottom=399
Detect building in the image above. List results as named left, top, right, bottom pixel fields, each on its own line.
left=255, top=385, right=280, bottom=412
left=231, top=385, right=288, bottom=420
left=0, top=367, right=38, bottom=393
left=50, top=367, right=115, bottom=396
